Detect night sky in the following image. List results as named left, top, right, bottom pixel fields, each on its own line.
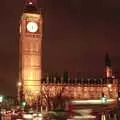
left=0, top=0, right=120, bottom=96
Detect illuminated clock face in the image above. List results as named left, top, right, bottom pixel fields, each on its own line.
left=27, top=21, right=38, bottom=33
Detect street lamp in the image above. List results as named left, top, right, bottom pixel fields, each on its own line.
left=17, top=81, right=22, bottom=104
left=18, top=81, right=22, bottom=87
left=107, top=84, right=112, bottom=89
left=21, top=101, right=26, bottom=108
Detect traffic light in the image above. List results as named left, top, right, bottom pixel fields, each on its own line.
left=21, top=101, right=26, bottom=107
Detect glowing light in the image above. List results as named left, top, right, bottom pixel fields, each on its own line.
left=72, top=99, right=116, bottom=104
left=18, top=82, right=22, bottom=86
left=33, top=113, right=43, bottom=120
left=21, top=101, right=26, bottom=107
left=73, top=115, right=96, bottom=119
left=112, top=75, right=115, bottom=79
left=23, top=114, right=33, bottom=119
left=107, top=84, right=112, bottom=88
left=0, top=96, right=3, bottom=103
left=101, top=97, right=107, bottom=104
left=27, top=21, right=38, bottom=33
left=101, top=114, right=106, bottom=120
left=29, top=2, right=33, bottom=5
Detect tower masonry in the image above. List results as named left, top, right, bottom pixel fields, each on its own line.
left=19, top=1, right=43, bottom=103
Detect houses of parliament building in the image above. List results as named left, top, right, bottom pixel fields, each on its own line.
left=18, top=0, right=119, bottom=107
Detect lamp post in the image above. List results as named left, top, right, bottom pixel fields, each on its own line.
left=17, top=81, right=22, bottom=104
left=18, top=81, right=22, bottom=87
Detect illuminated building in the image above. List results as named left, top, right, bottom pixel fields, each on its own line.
left=40, top=54, right=118, bottom=111
left=17, top=1, right=118, bottom=111
left=41, top=76, right=118, bottom=100
left=18, top=0, right=43, bottom=103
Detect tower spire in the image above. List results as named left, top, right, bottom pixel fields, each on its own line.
left=105, top=53, right=111, bottom=67
left=24, top=0, right=39, bottom=13
left=104, top=53, right=112, bottom=78
left=25, top=0, right=38, bottom=5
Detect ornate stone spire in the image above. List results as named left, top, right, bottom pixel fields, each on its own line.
left=104, top=53, right=112, bottom=78
left=24, top=0, right=39, bottom=13
left=105, top=53, right=111, bottom=67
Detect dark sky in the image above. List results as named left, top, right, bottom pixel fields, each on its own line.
left=0, top=0, right=120, bottom=96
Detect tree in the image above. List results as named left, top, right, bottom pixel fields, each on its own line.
left=40, top=85, right=70, bottom=111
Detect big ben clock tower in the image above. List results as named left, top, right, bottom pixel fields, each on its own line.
left=18, top=0, right=43, bottom=103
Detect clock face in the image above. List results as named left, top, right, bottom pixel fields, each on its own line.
left=26, top=21, right=38, bottom=33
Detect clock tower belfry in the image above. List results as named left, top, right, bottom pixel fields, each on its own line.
left=18, top=0, right=43, bottom=103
